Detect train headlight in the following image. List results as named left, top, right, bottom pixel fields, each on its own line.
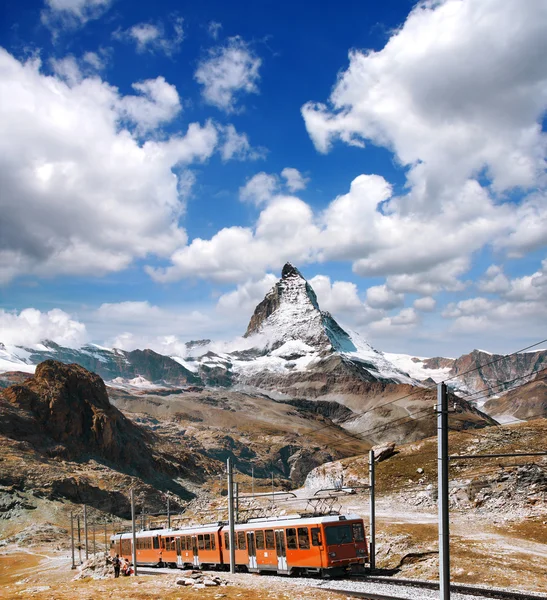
left=329, top=552, right=336, bottom=558
left=357, top=548, right=366, bottom=555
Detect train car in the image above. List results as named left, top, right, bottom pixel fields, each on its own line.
left=110, top=530, right=162, bottom=567
left=110, top=513, right=367, bottom=577
left=220, top=514, right=367, bottom=576
left=171, top=524, right=223, bottom=569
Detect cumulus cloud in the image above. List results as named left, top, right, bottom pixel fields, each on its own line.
left=219, top=124, right=266, bottom=162
left=365, top=284, right=404, bottom=310
left=42, top=0, right=112, bottom=32
left=195, top=36, right=261, bottom=113
left=216, top=274, right=278, bottom=314
left=370, top=307, right=420, bottom=335
left=281, top=168, right=309, bottom=192
left=443, top=259, right=547, bottom=335
left=0, top=308, right=87, bottom=347
left=208, top=21, right=222, bottom=40
left=114, top=17, right=185, bottom=56
left=302, top=0, right=547, bottom=213
left=0, top=48, right=221, bottom=283
left=413, top=296, right=436, bottom=312
left=93, top=301, right=224, bottom=355
left=239, top=172, right=278, bottom=205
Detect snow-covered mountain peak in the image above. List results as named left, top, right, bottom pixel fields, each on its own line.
left=244, top=263, right=335, bottom=351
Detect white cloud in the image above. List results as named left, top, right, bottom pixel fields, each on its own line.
left=42, top=0, right=112, bottom=32
left=281, top=168, right=309, bottom=192
left=195, top=36, right=261, bottom=113
left=365, top=284, right=404, bottom=310
left=413, top=296, right=436, bottom=312
left=219, top=124, right=266, bottom=162
left=443, top=259, right=547, bottom=335
left=82, top=51, right=106, bottom=71
left=370, top=307, right=420, bottom=335
left=239, top=172, right=278, bottom=205
left=147, top=195, right=321, bottom=284
left=115, top=17, right=185, bottom=56
left=216, top=274, right=278, bottom=314
left=0, top=48, right=220, bottom=283
left=478, top=265, right=511, bottom=294
left=208, top=21, right=222, bottom=40
left=93, top=301, right=221, bottom=355
left=302, top=0, right=547, bottom=215
left=0, top=308, right=86, bottom=347
left=118, top=77, right=181, bottom=133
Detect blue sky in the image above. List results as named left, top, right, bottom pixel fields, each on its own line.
left=1, top=0, right=546, bottom=358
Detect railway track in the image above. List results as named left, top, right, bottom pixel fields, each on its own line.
left=329, top=574, right=547, bottom=600
left=138, top=566, right=547, bottom=600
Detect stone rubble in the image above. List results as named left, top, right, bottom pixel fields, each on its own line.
left=175, top=570, right=229, bottom=587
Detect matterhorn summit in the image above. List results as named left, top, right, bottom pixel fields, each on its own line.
left=230, top=263, right=415, bottom=390
left=244, top=262, right=356, bottom=354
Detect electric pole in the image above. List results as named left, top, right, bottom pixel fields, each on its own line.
left=131, top=489, right=138, bottom=576
left=369, top=449, right=376, bottom=571
left=438, top=382, right=450, bottom=600
left=70, top=512, right=75, bottom=569
left=227, top=458, right=236, bottom=573
left=83, top=504, right=88, bottom=560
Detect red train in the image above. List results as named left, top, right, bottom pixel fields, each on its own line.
left=110, top=513, right=368, bottom=576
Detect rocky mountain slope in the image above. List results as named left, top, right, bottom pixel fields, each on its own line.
left=387, top=348, right=547, bottom=397
left=483, top=370, right=547, bottom=422
left=0, top=360, right=217, bottom=521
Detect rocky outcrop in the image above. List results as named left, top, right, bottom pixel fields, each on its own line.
left=1, top=360, right=152, bottom=468
left=483, top=372, right=547, bottom=421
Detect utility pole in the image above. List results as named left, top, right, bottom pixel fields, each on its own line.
left=70, top=512, right=76, bottom=569
left=368, top=449, right=376, bottom=572
left=252, top=467, right=254, bottom=497
left=83, top=504, right=88, bottom=560
left=167, top=497, right=171, bottom=529
left=77, top=516, right=82, bottom=564
left=227, top=458, right=236, bottom=574
left=235, top=482, right=239, bottom=523
left=438, top=382, right=450, bottom=600
left=131, top=489, right=138, bottom=576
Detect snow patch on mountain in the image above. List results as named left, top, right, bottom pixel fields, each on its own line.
left=385, top=352, right=453, bottom=383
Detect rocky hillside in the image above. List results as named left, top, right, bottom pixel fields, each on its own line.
left=483, top=371, right=547, bottom=422
left=0, top=360, right=219, bottom=520
left=387, top=348, right=547, bottom=397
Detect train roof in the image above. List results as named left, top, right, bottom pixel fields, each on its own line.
left=110, top=514, right=363, bottom=540
left=235, top=513, right=362, bottom=530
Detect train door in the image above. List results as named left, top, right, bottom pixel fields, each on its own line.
left=176, top=537, right=182, bottom=567
left=247, top=532, right=257, bottom=570
left=274, top=530, right=288, bottom=572
left=192, top=535, right=199, bottom=567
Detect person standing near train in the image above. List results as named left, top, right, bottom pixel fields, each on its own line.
left=113, top=554, right=120, bottom=578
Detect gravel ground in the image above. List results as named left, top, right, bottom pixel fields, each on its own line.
left=140, top=568, right=547, bottom=600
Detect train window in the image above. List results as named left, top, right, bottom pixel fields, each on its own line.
left=325, top=525, right=352, bottom=545
left=265, top=530, right=275, bottom=550
left=204, top=534, right=211, bottom=550
left=198, top=534, right=205, bottom=550
left=286, top=528, right=297, bottom=550
left=237, top=531, right=246, bottom=550
left=211, top=535, right=216, bottom=550
left=224, top=532, right=230, bottom=549
left=153, top=536, right=159, bottom=550
left=352, top=523, right=365, bottom=542
left=255, top=531, right=265, bottom=550
left=311, top=528, right=322, bottom=546
left=297, top=527, right=310, bottom=549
